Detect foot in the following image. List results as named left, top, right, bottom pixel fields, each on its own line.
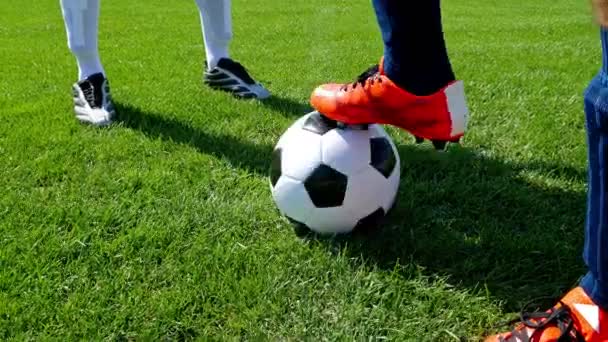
left=485, top=287, right=608, bottom=341
left=310, top=58, right=468, bottom=149
left=72, top=72, right=115, bottom=126
left=203, top=58, right=270, bottom=100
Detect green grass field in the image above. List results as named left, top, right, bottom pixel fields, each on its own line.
left=0, top=0, right=602, bottom=340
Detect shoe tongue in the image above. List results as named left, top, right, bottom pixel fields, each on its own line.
left=79, top=73, right=104, bottom=108
left=216, top=57, right=231, bottom=68
left=85, top=73, right=105, bottom=87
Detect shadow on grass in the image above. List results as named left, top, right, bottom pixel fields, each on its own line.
left=114, top=102, right=273, bottom=176
left=259, top=94, right=313, bottom=117
left=304, top=144, right=587, bottom=314
left=117, top=102, right=588, bottom=321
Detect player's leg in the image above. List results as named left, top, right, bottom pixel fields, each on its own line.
left=310, top=0, right=468, bottom=149
left=377, top=0, right=455, bottom=96
left=483, top=29, right=608, bottom=342
left=60, top=0, right=114, bottom=125
left=196, top=0, right=231, bottom=70
left=194, top=0, right=269, bottom=99
left=577, top=26, right=608, bottom=336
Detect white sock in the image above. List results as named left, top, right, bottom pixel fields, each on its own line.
left=194, top=0, right=232, bottom=69
left=60, top=0, right=105, bottom=80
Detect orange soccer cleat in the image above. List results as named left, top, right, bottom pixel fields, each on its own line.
left=310, top=58, right=468, bottom=150
left=484, top=287, right=608, bottom=342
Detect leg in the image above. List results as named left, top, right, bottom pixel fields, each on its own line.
left=194, top=0, right=270, bottom=99
left=60, top=0, right=104, bottom=80
left=309, top=0, right=468, bottom=148
left=194, top=0, right=232, bottom=69
left=580, top=28, right=608, bottom=312
left=372, top=0, right=455, bottom=96
left=60, top=0, right=115, bottom=125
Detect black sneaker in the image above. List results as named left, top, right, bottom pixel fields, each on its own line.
left=72, top=73, right=115, bottom=126
left=204, top=58, right=270, bottom=99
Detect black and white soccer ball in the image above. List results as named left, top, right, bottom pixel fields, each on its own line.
left=269, top=111, right=401, bottom=235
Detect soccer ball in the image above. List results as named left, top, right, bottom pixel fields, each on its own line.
left=269, top=111, right=401, bottom=235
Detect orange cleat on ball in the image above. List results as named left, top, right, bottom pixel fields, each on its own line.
left=310, top=58, right=468, bottom=149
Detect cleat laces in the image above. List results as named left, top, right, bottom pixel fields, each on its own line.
left=82, top=84, right=98, bottom=108
left=500, top=299, right=585, bottom=342
left=341, top=64, right=381, bottom=91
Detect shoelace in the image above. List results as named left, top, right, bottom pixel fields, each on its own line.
left=501, top=300, right=585, bottom=342
left=82, top=83, right=97, bottom=108
left=340, top=64, right=381, bottom=91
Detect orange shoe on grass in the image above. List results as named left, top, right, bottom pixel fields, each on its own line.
left=485, top=287, right=608, bottom=342
left=310, top=58, right=468, bottom=149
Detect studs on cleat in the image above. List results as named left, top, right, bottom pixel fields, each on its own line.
left=431, top=140, right=448, bottom=151
left=330, top=119, right=369, bottom=131
left=345, top=123, right=369, bottom=131
left=412, top=135, right=462, bottom=151
left=336, top=122, right=367, bottom=130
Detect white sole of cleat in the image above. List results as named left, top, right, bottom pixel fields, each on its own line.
left=75, top=107, right=115, bottom=126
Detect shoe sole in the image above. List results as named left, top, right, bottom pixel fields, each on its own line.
left=75, top=106, right=115, bottom=126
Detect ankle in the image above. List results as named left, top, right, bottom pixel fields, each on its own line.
left=581, top=272, right=608, bottom=311
left=383, top=55, right=455, bottom=96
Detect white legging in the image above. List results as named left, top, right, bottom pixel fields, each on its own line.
left=60, top=0, right=233, bottom=79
